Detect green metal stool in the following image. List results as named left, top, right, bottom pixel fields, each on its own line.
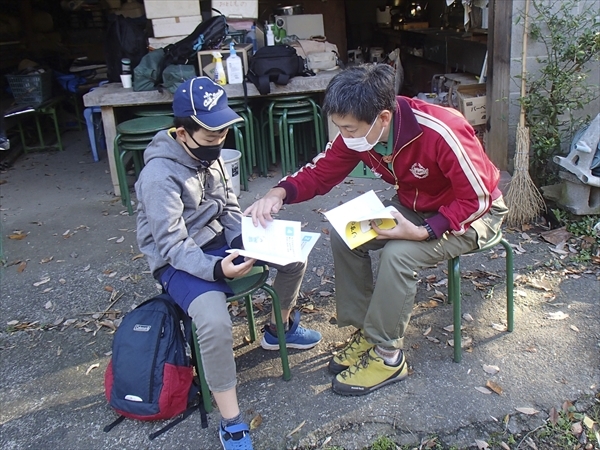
left=229, top=99, right=261, bottom=180
left=114, top=116, right=173, bottom=215
left=261, top=95, right=324, bottom=177
left=191, top=265, right=291, bottom=413
left=447, top=231, right=514, bottom=362
left=17, top=97, right=64, bottom=153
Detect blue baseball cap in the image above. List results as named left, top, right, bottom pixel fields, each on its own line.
left=172, top=77, right=242, bottom=131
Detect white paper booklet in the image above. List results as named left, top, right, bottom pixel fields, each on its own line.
left=323, top=190, right=398, bottom=249
left=227, top=216, right=321, bottom=266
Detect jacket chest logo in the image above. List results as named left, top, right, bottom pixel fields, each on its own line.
left=410, top=163, right=429, bottom=179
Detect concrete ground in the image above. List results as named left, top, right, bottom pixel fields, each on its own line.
left=0, top=128, right=598, bottom=450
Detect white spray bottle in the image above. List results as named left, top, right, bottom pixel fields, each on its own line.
left=226, top=43, right=244, bottom=84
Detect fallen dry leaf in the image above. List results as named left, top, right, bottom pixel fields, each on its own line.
left=527, top=278, right=553, bottom=291
left=40, top=256, right=53, bottom=264
left=463, top=313, right=474, bottom=322
left=547, top=311, right=569, bottom=320
left=429, top=290, right=446, bottom=301
left=583, top=415, right=595, bottom=429
left=44, top=301, right=53, bottom=310
left=319, top=291, right=332, bottom=297
left=485, top=380, right=503, bottom=395
left=116, top=236, right=125, bottom=243
left=475, top=386, right=492, bottom=395
left=33, top=277, right=51, bottom=287
left=500, top=442, right=510, bottom=450
left=540, top=227, right=572, bottom=245
left=483, top=364, right=500, bottom=375
left=426, top=336, right=440, bottom=343
left=491, top=323, right=507, bottom=331
left=570, top=325, right=580, bottom=332
left=515, top=407, right=539, bottom=415
left=132, top=253, right=144, bottom=261
left=419, top=299, right=440, bottom=308
left=571, top=422, right=583, bottom=436
left=422, top=326, right=432, bottom=336
left=548, top=406, right=559, bottom=425
left=17, top=261, right=27, bottom=273
left=525, top=437, right=538, bottom=450
left=8, top=233, right=27, bottom=240
left=249, top=413, right=262, bottom=430
left=85, top=363, right=100, bottom=375
left=474, top=439, right=489, bottom=449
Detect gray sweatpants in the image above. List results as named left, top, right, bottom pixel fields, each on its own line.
left=187, top=260, right=306, bottom=392
left=331, top=196, right=508, bottom=349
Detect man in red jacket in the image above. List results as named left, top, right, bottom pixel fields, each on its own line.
left=245, top=64, right=507, bottom=396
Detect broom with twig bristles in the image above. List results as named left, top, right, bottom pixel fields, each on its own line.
left=504, top=0, right=546, bottom=227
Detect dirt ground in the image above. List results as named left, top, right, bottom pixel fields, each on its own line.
left=0, top=130, right=599, bottom=449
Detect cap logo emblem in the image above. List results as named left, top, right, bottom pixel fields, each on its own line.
left=204, top=90, right=223, bottom=111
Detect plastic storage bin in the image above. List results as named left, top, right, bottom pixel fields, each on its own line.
left=5, top=70, right=53, bottom=106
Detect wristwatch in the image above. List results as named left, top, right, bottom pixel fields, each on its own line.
left=422, top=222, right=437, bottom=242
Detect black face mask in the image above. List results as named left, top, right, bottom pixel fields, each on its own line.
left=184, top=130, right=225, bottom=164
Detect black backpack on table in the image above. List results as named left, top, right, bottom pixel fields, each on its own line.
left=246, top=45, right=313, bottom=95
left=157, top=12, right=228, bottom=85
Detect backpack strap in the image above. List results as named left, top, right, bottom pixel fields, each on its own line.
left=103, top=415, right=125, bottom=432
left=274, top=73, right=290, bottom=86
left=247, top=71, right=271, bottom=95
left=148, top=402, right=205, bottom=440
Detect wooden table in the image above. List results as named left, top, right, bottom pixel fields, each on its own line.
left=83, top=71, right=339, bottom=196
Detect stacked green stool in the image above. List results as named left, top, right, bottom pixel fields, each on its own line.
left=114, top=115, right=173, bottom=215
left=227, top=98, right=260, bottom=190
left=261, top=95, right=325, bottom=177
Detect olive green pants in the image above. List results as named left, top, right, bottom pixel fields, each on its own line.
left=330, top=196, right=508, bottom=349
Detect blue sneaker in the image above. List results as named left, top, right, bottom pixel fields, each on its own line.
left=219, top=422, right=253, bottom=450
left=261, top=310, right=322, bottom=350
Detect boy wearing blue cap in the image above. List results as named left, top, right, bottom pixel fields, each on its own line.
left=134, top=77, right=321, bottom=449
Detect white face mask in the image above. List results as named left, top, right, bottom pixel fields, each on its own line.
left=341, top=116, right=385, bottom=152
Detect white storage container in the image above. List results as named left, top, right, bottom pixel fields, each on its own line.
left=152, top=15, right=202, bottom=38
left=212, top=0, right=258, bottom=19
left=144, top=0, right=200, bottom=19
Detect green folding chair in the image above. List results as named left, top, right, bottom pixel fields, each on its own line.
left=191, top=265, right=291, bottom=413
left=447, top=231, right=514, bottom=362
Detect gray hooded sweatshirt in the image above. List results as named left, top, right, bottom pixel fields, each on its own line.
left=135, top=129, right=242, bottom=281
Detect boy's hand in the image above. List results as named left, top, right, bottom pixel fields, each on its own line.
left=243, top=187, right=286, bottom=228
left=221, top=251, right=256, bottom=279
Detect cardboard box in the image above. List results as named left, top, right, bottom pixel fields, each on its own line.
left=456, top=83, right=487, bottom=126
left=152, top=16, right=202, bottom=38
left=197, top=43, right=252, bottom=79
left=144, top=0, right=200, bottom=19
left=148, top=36, right=182, bottom=50
left=212, top=1, right=258, bottom=19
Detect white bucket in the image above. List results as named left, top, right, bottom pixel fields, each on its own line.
left=221, top=149, right=242, bottom=197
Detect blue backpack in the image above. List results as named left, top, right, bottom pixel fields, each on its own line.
left=104, top=294, right=207, bottom=438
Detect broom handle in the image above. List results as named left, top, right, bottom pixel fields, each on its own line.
left=519, top=0, right=531, bottom=128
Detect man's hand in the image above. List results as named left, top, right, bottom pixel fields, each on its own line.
left=243, top=187, right=287, bottom=228
left=221, top=251, right=256, bottom=279
left=372, top=210, right=430, bottom=241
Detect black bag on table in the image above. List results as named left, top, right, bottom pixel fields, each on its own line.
left=157, top=12, right=228, bottom=86
left=246, top=45, right=313, bottom=95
